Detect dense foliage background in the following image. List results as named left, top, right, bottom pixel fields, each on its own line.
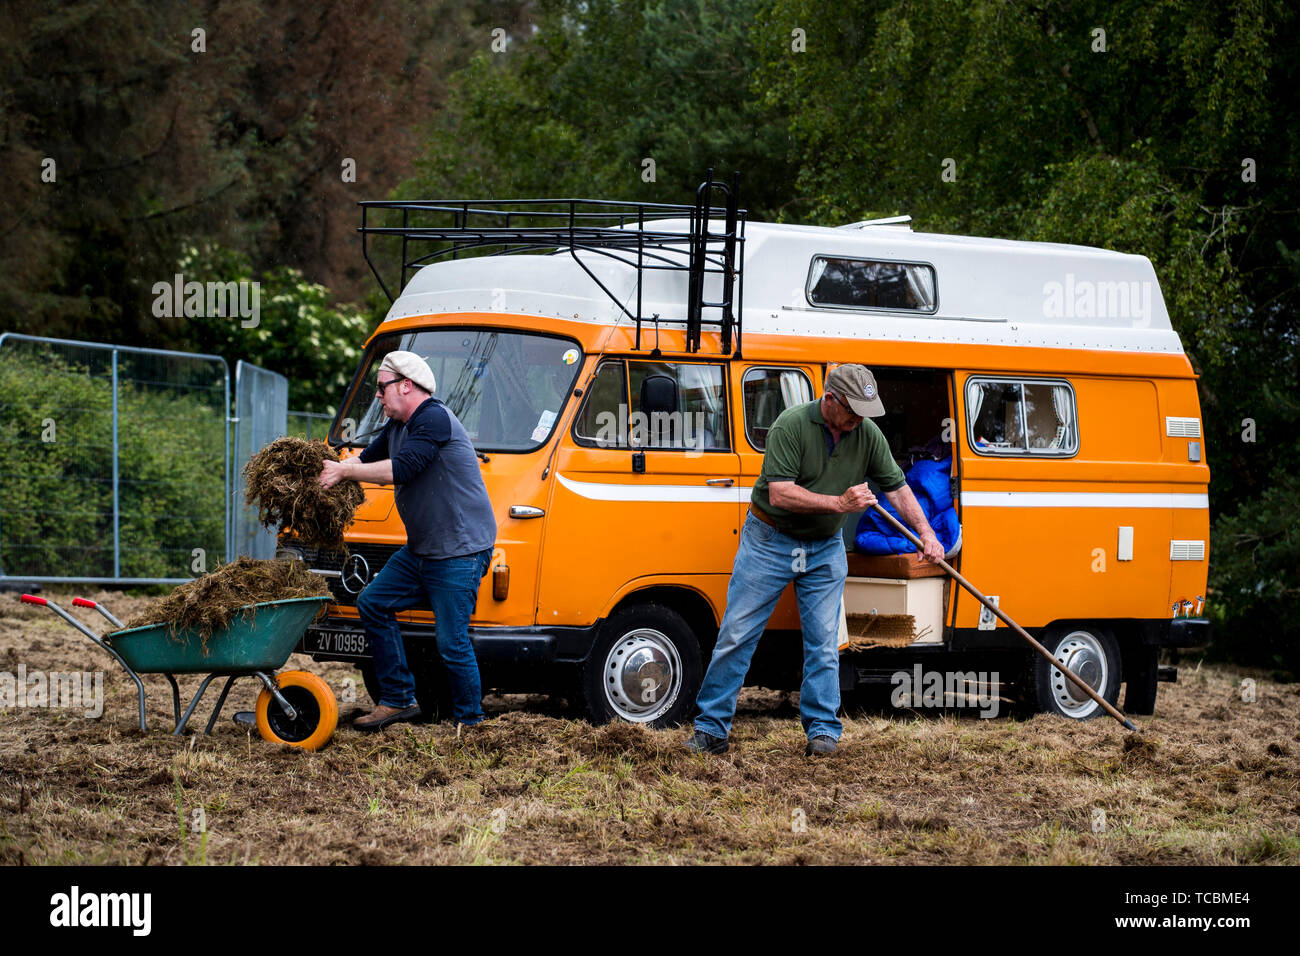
left=1, top=0, right=1295, bottom=669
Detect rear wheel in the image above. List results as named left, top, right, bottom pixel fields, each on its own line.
left=1030, top=626, right=1121, bottom=720
left=256, top=671, right=338, bottom=751
left=582, top=603, right=702, bottom=728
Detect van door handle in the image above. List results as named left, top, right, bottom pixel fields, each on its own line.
left=706, top=478, right=735, bottom=487
left=509, top=506, right=545, bottom=518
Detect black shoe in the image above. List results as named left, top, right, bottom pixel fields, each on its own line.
left=805, top=735, right=837, bottom=756
left=683, top=729, right=729, bottom=755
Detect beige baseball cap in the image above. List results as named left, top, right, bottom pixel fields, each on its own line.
left=825, top=364, right=886, bottom=418
left=379, top=351, right=436, bottom=394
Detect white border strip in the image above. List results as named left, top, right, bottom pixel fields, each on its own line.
left=557, top=473, right=753, bottom=503
left=961, top=491, right=1208, bottom=509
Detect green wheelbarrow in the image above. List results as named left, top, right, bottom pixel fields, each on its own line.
left=21, top=594, right=339, bottom=751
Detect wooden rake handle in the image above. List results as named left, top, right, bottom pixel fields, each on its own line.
left=868, top=503, right=1138, bottom=732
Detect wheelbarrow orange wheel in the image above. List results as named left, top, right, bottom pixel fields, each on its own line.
left=256, top=671, right=338, bottom=751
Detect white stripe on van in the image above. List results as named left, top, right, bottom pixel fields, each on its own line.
left=557, top=474, right=752, bottom=503
left=961, top=491, right=1208, bottom=509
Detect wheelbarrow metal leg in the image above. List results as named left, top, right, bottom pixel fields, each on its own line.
left=204, top=675, right=241, bottom=735
left=164, top=674, right=181, bottom=728
left=174, top=673, right=222, bottom=735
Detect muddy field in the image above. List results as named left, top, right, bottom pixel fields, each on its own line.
left=1, top=588, right=1297, bottom=865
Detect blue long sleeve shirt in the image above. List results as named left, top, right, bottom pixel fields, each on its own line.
left=358, top=397, right=497, bottom=558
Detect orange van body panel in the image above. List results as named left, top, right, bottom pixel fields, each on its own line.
left=342, top=311, right=1209, bottom=637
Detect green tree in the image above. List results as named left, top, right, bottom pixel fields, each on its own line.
left=177, top=245, right=375, bottom=413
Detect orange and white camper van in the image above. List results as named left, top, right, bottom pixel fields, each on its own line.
left=289, top=175, right=1210, bottom=725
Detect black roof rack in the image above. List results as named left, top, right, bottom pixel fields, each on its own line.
left=358, top=170, right=745, bottom=355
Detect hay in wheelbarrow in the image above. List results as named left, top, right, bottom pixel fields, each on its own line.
left=118, top=556, right=331, bottom=651
left=243, top=436, right=365, bottom=550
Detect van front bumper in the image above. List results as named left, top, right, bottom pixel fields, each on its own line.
left=299, top=617, right=601, bottom=666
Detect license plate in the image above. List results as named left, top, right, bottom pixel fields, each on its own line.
left=303, top=626, right=370, bottom=658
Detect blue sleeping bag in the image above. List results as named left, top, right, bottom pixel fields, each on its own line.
left=854, top=456, right=961, bottom=556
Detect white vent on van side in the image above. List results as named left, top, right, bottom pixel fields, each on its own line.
left=1166, top=416, right=1202, bottom=438
left=1169, top=540, right=1206, bottom=561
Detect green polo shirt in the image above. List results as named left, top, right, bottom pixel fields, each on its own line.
left=751, top=400, right=907, bottom=540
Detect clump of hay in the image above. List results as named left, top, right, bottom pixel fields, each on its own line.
left=243, top=437, right=364, bottom=550
left=116, top=556, right=331, bottom=649
left=841, top=613, right=925, bottom=651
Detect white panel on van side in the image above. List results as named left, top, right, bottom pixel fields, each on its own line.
left=1165, top=416, right=1202, bottom=437
left=1118, top=526, right=1134, bottom=561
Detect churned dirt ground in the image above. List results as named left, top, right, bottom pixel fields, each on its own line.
left=1, top=587, right=1297, bottom=865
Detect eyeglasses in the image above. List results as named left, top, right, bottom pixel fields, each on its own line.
left=375, top=376, right=406, bottom=395
left=828, top=390, right=861, bottom=417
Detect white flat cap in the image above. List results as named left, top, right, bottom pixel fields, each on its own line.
left=379, top=351, right=436, bottom=394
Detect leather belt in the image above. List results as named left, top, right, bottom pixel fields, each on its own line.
left=747, top=505, right=779, bottom=529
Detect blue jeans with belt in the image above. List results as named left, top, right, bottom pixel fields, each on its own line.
left=694, top=511, right=847, bottom=741
left=356, top=546, right=493, bottom=725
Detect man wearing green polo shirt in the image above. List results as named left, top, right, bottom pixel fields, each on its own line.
left=686, top=364, right=943, bottom=757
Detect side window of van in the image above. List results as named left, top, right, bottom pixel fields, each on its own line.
left=806, top=256, right=937, bottom=312
left=966, top=378, right=1078, bottom=456
left=627, top=362, right=730, bottom=451
left=742, top=367, right=813, bottom=450
left=573, top=360, right=628, bottom=448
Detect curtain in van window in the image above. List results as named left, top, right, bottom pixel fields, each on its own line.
left=1051, top=385, right=1075, bottom=451
left=807, top=257, right=828, bottom=292
left=678, top=363, right=724, bottom=448
left=966, top=380, right=985, bottom=427
left=904, top=265, right=936, bottom=311
left=779, top=370, right=811, bottom=409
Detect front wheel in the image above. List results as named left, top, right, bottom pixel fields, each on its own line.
left=582, top=603, right=702, bottom=728
left=1030, top=626, right=1121, bottom=720
left=256, top=670, right=339, bottom=751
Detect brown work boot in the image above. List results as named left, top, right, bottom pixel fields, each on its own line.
left=352, top=704, right=422, bottom=732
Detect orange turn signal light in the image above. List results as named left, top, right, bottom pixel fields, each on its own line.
left=492, top=564, right=509, bottom=601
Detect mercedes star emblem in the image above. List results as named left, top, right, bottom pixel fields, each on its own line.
left=341, top=553, right=371, bottom=594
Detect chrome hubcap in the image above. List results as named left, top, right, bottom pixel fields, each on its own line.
left=1050, top=631, right=1108, bottom=716
left=603, top=628, right=682, bottom=722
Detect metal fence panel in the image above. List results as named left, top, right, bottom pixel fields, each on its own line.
left=231, top=361, right=288, bottom=561
left=287, top=410, right=333, bottom=441
left=0, top=333, right=229, bottom=583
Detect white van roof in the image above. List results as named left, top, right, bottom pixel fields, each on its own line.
left=386, top=219, right=1182, bottom=354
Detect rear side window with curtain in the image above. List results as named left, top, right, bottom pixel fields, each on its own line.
left=966, top=378, right=1078, bottom=456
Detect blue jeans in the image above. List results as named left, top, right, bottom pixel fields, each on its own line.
left=356, top=546, right=493, bottom=724
left=695, top=512, right=846, bottom=741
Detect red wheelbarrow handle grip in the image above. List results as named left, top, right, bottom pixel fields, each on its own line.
left=72, top=598, right=96, bottom=608
left=20, top=594, right=47, bottom=606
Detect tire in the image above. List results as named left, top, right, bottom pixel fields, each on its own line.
left=256, top=670, right=339, bottom=751
left=1030, top=626, right=1121, bottom=720
left=581, top=603, right=702, bottom=728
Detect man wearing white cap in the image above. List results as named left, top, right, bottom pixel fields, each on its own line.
left=686, top=364, right=943, bottom=757
left=319, top=350, right=497, bottom=731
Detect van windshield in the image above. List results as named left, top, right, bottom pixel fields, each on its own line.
left=333, top=329, right=583, bottom=452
